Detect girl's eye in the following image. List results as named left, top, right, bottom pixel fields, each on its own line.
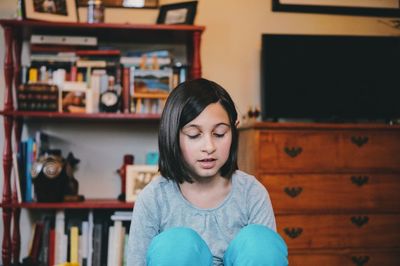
left=214, top=133, right=225, bottom=138
left=187, top=134, right=200, bottom=139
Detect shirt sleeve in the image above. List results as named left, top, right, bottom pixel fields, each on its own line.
left=246, top=177, right=277, bottom=231
left=127, top=183, right=160, bottom=266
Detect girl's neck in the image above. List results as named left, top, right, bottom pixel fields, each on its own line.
left=179, top=175, right=232, bottom=209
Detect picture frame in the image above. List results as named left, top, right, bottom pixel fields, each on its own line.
left=134, top=68, right=173, bottom=95
left=272, top=0, right=400, bottom=17
left=156, top=1, right=198, bottom=25
left=78, top=0, right=158, bottom=8
left=59, top=81, right=89, bottom=113
left=125, top=165, right=158, bottom=202
left=22, top=0, right=79, bottom=22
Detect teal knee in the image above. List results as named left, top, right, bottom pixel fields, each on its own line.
left=224, top=224, right=288, bottom=266
left=146, top=227, right=213, bottom=266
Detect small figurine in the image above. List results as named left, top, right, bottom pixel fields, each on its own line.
left=63, top=152, right=84, bottom=202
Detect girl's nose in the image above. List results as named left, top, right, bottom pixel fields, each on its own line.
left=202, top=135, right=216, bottom=154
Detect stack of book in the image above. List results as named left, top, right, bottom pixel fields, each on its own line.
left=23, top=210, right=132, bottom=266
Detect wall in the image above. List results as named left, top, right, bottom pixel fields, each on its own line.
left=1, top=0, right=399, bottom=262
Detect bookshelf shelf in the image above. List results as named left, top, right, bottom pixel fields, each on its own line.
left=0, top=19, right=204, bottom=266
left=19, top=199, right=134, bottom=210
left=0, top=110, right=161, bottom=121
left=0, top=199, right=134, bottom=209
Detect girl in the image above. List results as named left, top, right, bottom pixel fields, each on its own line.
left=127, top=78, right=287, bottom=266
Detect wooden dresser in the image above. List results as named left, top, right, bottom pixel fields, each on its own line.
left=238, top=122, right=400, bottom=266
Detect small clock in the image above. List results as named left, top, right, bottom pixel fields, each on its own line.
left=101, top=91, right=118, bottom=106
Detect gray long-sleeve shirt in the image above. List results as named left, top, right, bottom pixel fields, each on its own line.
left=127, top=170, right=276, bottom=266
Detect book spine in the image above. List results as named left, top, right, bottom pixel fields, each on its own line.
left=25, top=137, right=35, bottom=202
left=31, top=35, right=98, bottom=46
left=48, top=228, right=56, bottom=266
left=70, top=226, right=79, bottom=263
left=122, top=67, right=130, bottom=113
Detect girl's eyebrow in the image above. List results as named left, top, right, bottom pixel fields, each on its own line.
left=183, top=122, right=231, bottom=129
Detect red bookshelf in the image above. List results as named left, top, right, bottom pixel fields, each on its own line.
left=0, top=19, right=204, bottom=266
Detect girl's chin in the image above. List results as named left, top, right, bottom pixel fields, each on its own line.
left=191, top=169, right=221, bottom=182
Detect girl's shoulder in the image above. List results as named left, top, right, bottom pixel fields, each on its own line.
left=233, top=170, right=267, bottom=194
left=138, top=175, right=176, bottom=198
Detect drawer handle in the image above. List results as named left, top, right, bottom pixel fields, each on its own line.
left=351, top=136, right=369, bottom=147
left=284, top=187, right=303, bottom=198
left=351, top=256, right=370, bottom=266
left=351, top=216, right=369, bottom=228
left=283, top=227, right=303, bottom=239
left=350, top=176, right=369, bottom=187
left=284, top=147, right=302, bottom=158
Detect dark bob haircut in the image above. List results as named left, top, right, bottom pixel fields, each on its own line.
left=158, top=78, right=238, bottom=183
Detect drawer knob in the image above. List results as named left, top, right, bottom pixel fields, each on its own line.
left=284, top=147, right=302, bottom=158
left=283, top=227, right=303, bottom=239
left=351, top=216, right=369, bottom=228
left=284, top=187, right=303, bottom=198
left=351, top=136, right=369, bottom=147
left=351, top=256, right=370, bottom=266
left=350, top=176, right=369, bottom=187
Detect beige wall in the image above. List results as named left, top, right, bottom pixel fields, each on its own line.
left=103, top=0, right=400, bottom=115
left=0, top=0, right=399, bottom=262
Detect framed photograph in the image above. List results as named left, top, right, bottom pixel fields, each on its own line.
left=156, top=1, right=198, bottom=25
left=272, top=0, right=400, bottom=17
left=59, top=81, right=89, bottom=113
left=125, top=165, right=158, bottom=202
left=78, top=0, right=158, bottom=8
left=134, top=68, right=173, bottom=95
left=23, top=0, right=79, bottom=22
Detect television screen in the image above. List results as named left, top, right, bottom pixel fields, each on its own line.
left=261, top=34, right=400, bottom=122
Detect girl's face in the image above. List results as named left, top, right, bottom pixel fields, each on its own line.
left=179, top=102, right=232, bottom=182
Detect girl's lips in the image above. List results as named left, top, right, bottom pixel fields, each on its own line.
left=198, top=158, right=216, bottom=169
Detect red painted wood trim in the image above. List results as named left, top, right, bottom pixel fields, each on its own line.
left=0, top=19, right=205, bottom=32
left=2, top=25, right=14, bottom=266
left=18, top=199, right=134, bottom=209
left=191, top=31, right=202, bottom=79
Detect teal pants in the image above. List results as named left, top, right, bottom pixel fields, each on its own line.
left=146, top=224, right=288, bottom=266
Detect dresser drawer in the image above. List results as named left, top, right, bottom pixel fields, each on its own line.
left=289, top=250, right=400, bottom=266
left=258, top=130, right=400, bottom=172
left=261, top=174, right=400, bottom=212
left=276, top=214, right=400, bottom=249
left=340, top=131, right=400, bottom=170
left=258, top=131, right=339, bottom=172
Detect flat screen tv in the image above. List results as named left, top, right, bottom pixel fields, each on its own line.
left=261, top=34, right=400, bottom=122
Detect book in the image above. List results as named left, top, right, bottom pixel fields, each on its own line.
left=106, top=225, right=114, bottom=266
left=76, top=50, right=121, bottom=56
left=48, top=228, right=56, bottom=266
left=70, top=226, right=79, bottom=263
left=81, top=221, right=89, bottom=266
left=122, top=67, right=130, bottom=113
left=87, top=210, right=94, bottom=266
left=17, top=141, right=27, bottom=201
left=76, top=60, right=107, bottom=68
left=24, top=222, right=44, bottom=264
left=92, top=224, right=102, bottom=266
left=39, top=216, right=52, bottom=265
left=55, top=210, right=66, bottom=264
left=31, top=35, right=98, bottom=46
left=110, top=211, right=132, bottom=222
left=25, top=137, right=36, bottom=202
left=12, top=152, right=22, bottom=203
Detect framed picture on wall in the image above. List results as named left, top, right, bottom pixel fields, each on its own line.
left=77, top=0, right=158, bottom=8
left=23, top=0, right=79, bottom=22
left=156, top=1, right=198, bottom=25
left=272, top=0, right=400, bottom=17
